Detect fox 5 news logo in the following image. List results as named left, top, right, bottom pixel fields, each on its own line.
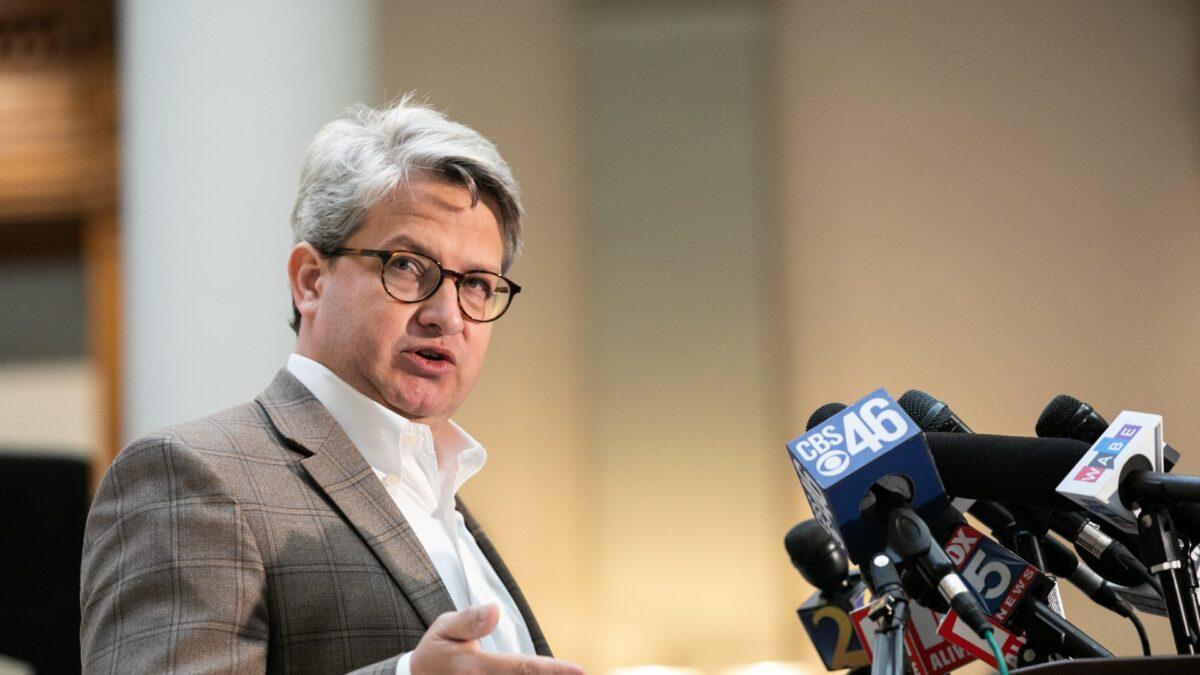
left=795, top=397, right=911, bottom=477
left=944, top=525, right=1037, bottom=620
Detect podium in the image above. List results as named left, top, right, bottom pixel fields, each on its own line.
left=1019, top=655, right=1200, bottom=673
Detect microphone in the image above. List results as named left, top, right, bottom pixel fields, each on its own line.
left=789, top=391, right=990, bottom=639
left=1038, top=394, right=1200, bottom=543
left=1031, top=397, right=1164, bottom=588
left=1041, top=537, right=1153, bottom=655
left=785, top=521, right=871, bottom=671
left=923, top=433, right=1090, bottom=511
left=1037, top=394, right=1181, bottom=469
left=1037, top=534, right=1152, bottom=657
left=899, top=390, right=1067, bottom=618
left=1055, top=411, right=1200, bottom=653
left=969, top=500, right=1133, bottom=618
left=1038, top=534, right=1136, bottom=619
left=787, top=519, right=856, bottom=592
left=1045, top=509, right=1156, bottom=590
left=897, top=389, right=973, bottom=434
left=884, top=391, right=1114, bottom=659
left=808, top=402, right=848, bottom=432
left=885, top=504, right=991, bottom=637
left=928, top=431, right=1200, bottom=512
left=899, top=390, right=1047, bottom=565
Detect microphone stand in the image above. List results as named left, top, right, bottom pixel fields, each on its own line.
left=1136, top=504, right=1200, bottom=653
left=867, top=551, right=909, bottom=675
left=1011, top=508, right=1050, bottom=571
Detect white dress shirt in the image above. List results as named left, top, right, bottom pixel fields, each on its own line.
left=287, top=354, right=536, bottom=673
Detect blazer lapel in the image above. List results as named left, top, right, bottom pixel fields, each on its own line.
left=256, top=369, right=457, bottom=629
left=457, top=498, right=553, bottom=657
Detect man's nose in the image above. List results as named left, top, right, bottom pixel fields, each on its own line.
left=415, top=277, right=464, bottom=335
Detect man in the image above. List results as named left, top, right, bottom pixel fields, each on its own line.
left=80, top=99, right=582, bottom=674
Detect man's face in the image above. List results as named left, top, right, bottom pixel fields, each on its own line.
left=301, top=176, right=505, bottom=430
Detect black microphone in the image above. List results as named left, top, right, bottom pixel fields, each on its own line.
left=885, top=504, right=992, bottom=637
left=923, top=433, right=1090, bottom=510
left=798, top=399, right=993, bottom=639
left=1038, top=534, right=1136, bottom=619
left=801, top=400, right=1112, bottom=658
left=926, top=432, right=1200, bottom=509
left=1037, top=395, right=1200, bottom=541
left=1046, top=509, right=1155, bottom=589
left=1037, top=394, right=1181, bottom=469
left=807, top=402, right=847, bottom=431
left=900, top=390, right=1051, bottom=571
left=1037, top=393, right=1200, bottom=536
left=786, top=519, right=856, bottom=593
left=785, top=520, right=871, bottom=672
left=1032, top=396, right=1164, bottom=588
left=897, top=389, right=973, bottom=434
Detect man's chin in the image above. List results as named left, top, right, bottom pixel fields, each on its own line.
left=382, top=386, right=454, bottom=423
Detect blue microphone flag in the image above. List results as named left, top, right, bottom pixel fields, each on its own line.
left=788, top=388, right=953, bottom=565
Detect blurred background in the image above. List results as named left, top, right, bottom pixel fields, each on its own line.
left=0, top=0, right=1197, bottom=673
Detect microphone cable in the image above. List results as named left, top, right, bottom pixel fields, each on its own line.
left=983, top=629, right=1009, bottom=675
left=1129, top=611, right=1151, bottom=657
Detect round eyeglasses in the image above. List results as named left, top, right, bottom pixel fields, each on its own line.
left=328, top=247, right=521, bottom=322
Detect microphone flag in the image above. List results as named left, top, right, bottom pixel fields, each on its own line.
left=1056, top=411, right=1165, bottom=533
left=787, top=388, right=952, bottom=565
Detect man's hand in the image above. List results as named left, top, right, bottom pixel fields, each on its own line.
left=410, top=605, right=585, bottom=674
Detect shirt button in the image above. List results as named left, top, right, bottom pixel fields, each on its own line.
left=385, top=474, right=400, bottom=487
left=401, top=431, right=420, bottom=448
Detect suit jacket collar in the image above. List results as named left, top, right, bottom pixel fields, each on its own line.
left=256, top=368, right=457, bottom=630
left=254, top=369, right=552, bottom=655
left=457, top=499, right=552, bottom=656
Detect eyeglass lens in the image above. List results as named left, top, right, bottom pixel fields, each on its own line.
left=383, top=252, right=512, bottom=321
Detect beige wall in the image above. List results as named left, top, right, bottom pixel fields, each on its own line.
left=378, top=0, right=595, bottom=666
left=373, top=0, right=1200, bottom=670
left=776, top=0, right=1200, bottom=657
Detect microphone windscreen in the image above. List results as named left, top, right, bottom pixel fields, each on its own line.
left=784, top=520, right=849, bottom=592
left=898, top=389, right=939, bottom=424
left=1036, top=394, right=1086, bottom=438
left=925, top=432, right=1091, bottom=510
left=806, top=403, right=847, bottom=431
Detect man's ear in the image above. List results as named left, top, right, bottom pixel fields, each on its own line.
left=288, top=243, right=324, bottom=326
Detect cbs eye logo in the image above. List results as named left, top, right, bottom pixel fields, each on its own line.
left=816, top=450, right=851, bottom=477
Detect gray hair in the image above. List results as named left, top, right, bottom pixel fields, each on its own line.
left=289, top=95, right=523, bottom=331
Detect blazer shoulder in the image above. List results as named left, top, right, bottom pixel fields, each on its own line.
left=122, top=399, right=297, bottom=465
left=98, top=399, right=301, bottom=518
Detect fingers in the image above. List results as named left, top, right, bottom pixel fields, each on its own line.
left=417, top=605, right=585, bottom=674
left=479, top=652, right=586, bottom=675
left=429, top=604, right=501, bottom=643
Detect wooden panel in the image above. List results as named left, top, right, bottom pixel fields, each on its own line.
left=0, top=0, right=115, bottom=222
left=83, top=209, right=120, bottom=479
left=0, top=0, right=120, bottom=482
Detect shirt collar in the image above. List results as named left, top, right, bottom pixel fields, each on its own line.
left=285, top=353, right=486, bottom=496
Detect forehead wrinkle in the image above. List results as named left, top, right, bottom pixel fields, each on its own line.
left=374, top=219, right=501, bottom=274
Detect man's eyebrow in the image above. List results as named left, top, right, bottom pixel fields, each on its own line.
left=378, top=234, right=500, bottom=273
left=379, top=234, right=432, bottom=255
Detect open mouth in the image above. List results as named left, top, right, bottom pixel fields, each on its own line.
left=410, top=347, right=454, bottom=366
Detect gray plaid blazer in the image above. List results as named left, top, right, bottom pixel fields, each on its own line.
left=80, top=369, right=551, bottom=673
